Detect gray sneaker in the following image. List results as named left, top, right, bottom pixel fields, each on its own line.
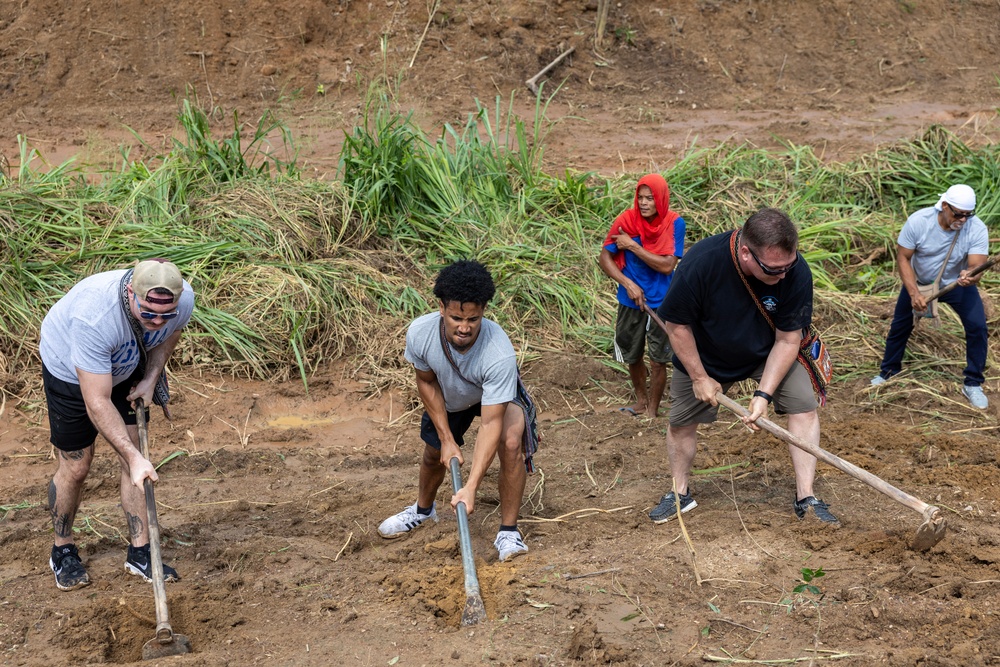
left=378, top=503, right=438, bottom=538
left=962, top=385, right=988, bottom=409
left=870, top=374, right=886, bottom=387
left=649, top=491, right=697, bottom=524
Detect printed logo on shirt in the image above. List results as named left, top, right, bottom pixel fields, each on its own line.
left=762, top=296, right=778, bottom=312
left=111, top=340, right=140, bottom=377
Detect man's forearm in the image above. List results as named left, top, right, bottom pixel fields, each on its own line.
left=758, top=336, right=800, bottom=395
left=465, top=414, right=503, bottom=491
left=85, top=399, right=141, bottom=464
left=143, top=331, right=182, bottom=381
left=416, top=376, right=454, bottom=448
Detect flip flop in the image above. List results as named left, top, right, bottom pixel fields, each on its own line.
left=618, top=407, right=640, bottom=417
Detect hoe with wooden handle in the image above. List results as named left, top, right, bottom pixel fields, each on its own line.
left=642, top=305, right=946, bottom=551
left=136, top=399, right=193, bottom=659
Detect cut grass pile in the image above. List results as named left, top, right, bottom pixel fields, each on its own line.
left=0, top=96, right=996, bottom=406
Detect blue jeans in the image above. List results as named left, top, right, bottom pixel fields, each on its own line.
left=878, top=285, right=988, bottom=386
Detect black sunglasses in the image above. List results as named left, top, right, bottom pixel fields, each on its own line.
left=133, top=293, right=180, bottom=320
left=946, top=203, right=974, bottom=220
left=746, top=244, right=798, bottom=276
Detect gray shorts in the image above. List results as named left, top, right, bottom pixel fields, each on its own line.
left=668, top=360, right=818, bottom=426
left=614, top=304, right=671, bottom=365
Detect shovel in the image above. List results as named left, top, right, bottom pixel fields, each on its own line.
left=639, top=304, right=946, bottom=551
left=135, top=399, right=193, bottom=659
left=448, top=457, right=487, bottom=626
left=714, top=392, right=946, bottom=551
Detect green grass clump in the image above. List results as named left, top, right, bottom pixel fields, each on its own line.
left=0, top=94, right=996, bottom=401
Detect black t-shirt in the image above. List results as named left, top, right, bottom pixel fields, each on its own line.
left=656, top=230, right=813, bottom=382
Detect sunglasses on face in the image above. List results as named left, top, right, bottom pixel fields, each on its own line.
left=746, top=244, right=798, bottom=276
left=947, top=203, right=974, bottom=220
left=133, top=292, right=180, bottom=320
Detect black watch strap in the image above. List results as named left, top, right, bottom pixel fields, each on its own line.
left=752, top=389, right=773, bottom=404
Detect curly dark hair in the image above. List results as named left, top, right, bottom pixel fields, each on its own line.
left=433, top=260, right=496, bottom=306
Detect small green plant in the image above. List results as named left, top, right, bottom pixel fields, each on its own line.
left=793, top=566, right=826, bottom=595
left=615, top=25, right=637, bottom=46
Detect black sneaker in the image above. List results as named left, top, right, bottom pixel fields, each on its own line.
left=50, top=544, right=91, bottom=591
left=125, top=544, right=180, bottom=583
left=794, top=496, right=840, bottom=525
left=649, top=490, right=697, bottom=524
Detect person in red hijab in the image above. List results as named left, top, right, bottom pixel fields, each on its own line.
left=599, top=174, right=687, bottom=418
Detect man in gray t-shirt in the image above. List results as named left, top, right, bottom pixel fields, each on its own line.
left=378, top=260, right=534, bottom=563
left=871, top=184, right=990, bottom=409
left=40, top=259, right=195, bottom=591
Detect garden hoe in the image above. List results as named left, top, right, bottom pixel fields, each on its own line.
left=923, top=254, right=998, bottom=305
left=640, top=304, right=946, bottom=551
left=135, top=400, right=193, bottom=659
left=714, top=393, right=946, bottom=551
left=449, top=457, right=488, bottom=626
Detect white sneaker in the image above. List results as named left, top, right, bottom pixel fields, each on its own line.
left=962, top=385, right=989, bottom=409
left=870, top=374, right=886, bottom=387
left=494, top=530, right=528, bottom=562
left=378, top=503, right=437, bottom=539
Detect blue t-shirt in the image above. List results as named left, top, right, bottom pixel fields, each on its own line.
left=605, top=217, right=687, bottom=310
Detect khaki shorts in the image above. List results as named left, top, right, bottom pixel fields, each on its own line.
left=668, top=360, right=818, bottom=426
left=614, top=304, right=672, bottom=365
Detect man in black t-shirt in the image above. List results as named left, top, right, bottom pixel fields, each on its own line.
left=649, top=208, right=839, bottom=526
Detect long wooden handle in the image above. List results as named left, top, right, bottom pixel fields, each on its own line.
left=136, top=400, right=174, bottom=642
left=714, top=392, right=934, bottom=516
left=924, top=255, right=998, bottom=304
left=448, top=458, right=482, bottom=600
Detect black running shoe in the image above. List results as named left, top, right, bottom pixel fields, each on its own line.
left=794, top=496, right=840, bottom=525
left=50, top=544, right=91, bottom=591
left=649, top=490, right=697, bottom=524
left=125, top=544, right=180, bottom=583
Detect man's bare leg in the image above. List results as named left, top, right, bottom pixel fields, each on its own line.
left=786, top=410, right=820, bottom=500
left=647, top=361, right=667, bottom=418
left=667, top=423, right=699, bottom=495
left=625, top=361, right=649, bottom=414
left=497, top=405, right=527, bottom=526
left=49, top=445, right=94, bottom=547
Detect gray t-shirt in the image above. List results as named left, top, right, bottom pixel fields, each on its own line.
left=898, top=206, right=989, bottom=286
left=39, top=269, right=196, bottom=385
left=404, top=312, right=518, bottom=413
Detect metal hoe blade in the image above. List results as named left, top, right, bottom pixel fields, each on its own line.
left=142, top=632, right=193, bottom=661
left=912, top=506, right=947, bottom=552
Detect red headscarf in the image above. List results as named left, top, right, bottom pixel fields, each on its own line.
left=602, top=174, right=679, bottom=269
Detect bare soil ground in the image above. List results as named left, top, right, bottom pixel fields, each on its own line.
left=2, top=1, right=1000, bottom=666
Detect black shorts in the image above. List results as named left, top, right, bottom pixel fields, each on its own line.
left=420, top=403, right=482, bottom=450
left=43, top=364, right=144, bottom=452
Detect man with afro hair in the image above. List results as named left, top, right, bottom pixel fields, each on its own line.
left=378, top=260, right=537, bottom=562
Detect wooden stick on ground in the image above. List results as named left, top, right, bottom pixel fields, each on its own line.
left=525, top=46, right=575, bottom=96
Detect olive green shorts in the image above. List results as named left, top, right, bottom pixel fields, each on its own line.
left=614, top=304, right=672, bottom=365
left=668, top=360, right=818, bottom=426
